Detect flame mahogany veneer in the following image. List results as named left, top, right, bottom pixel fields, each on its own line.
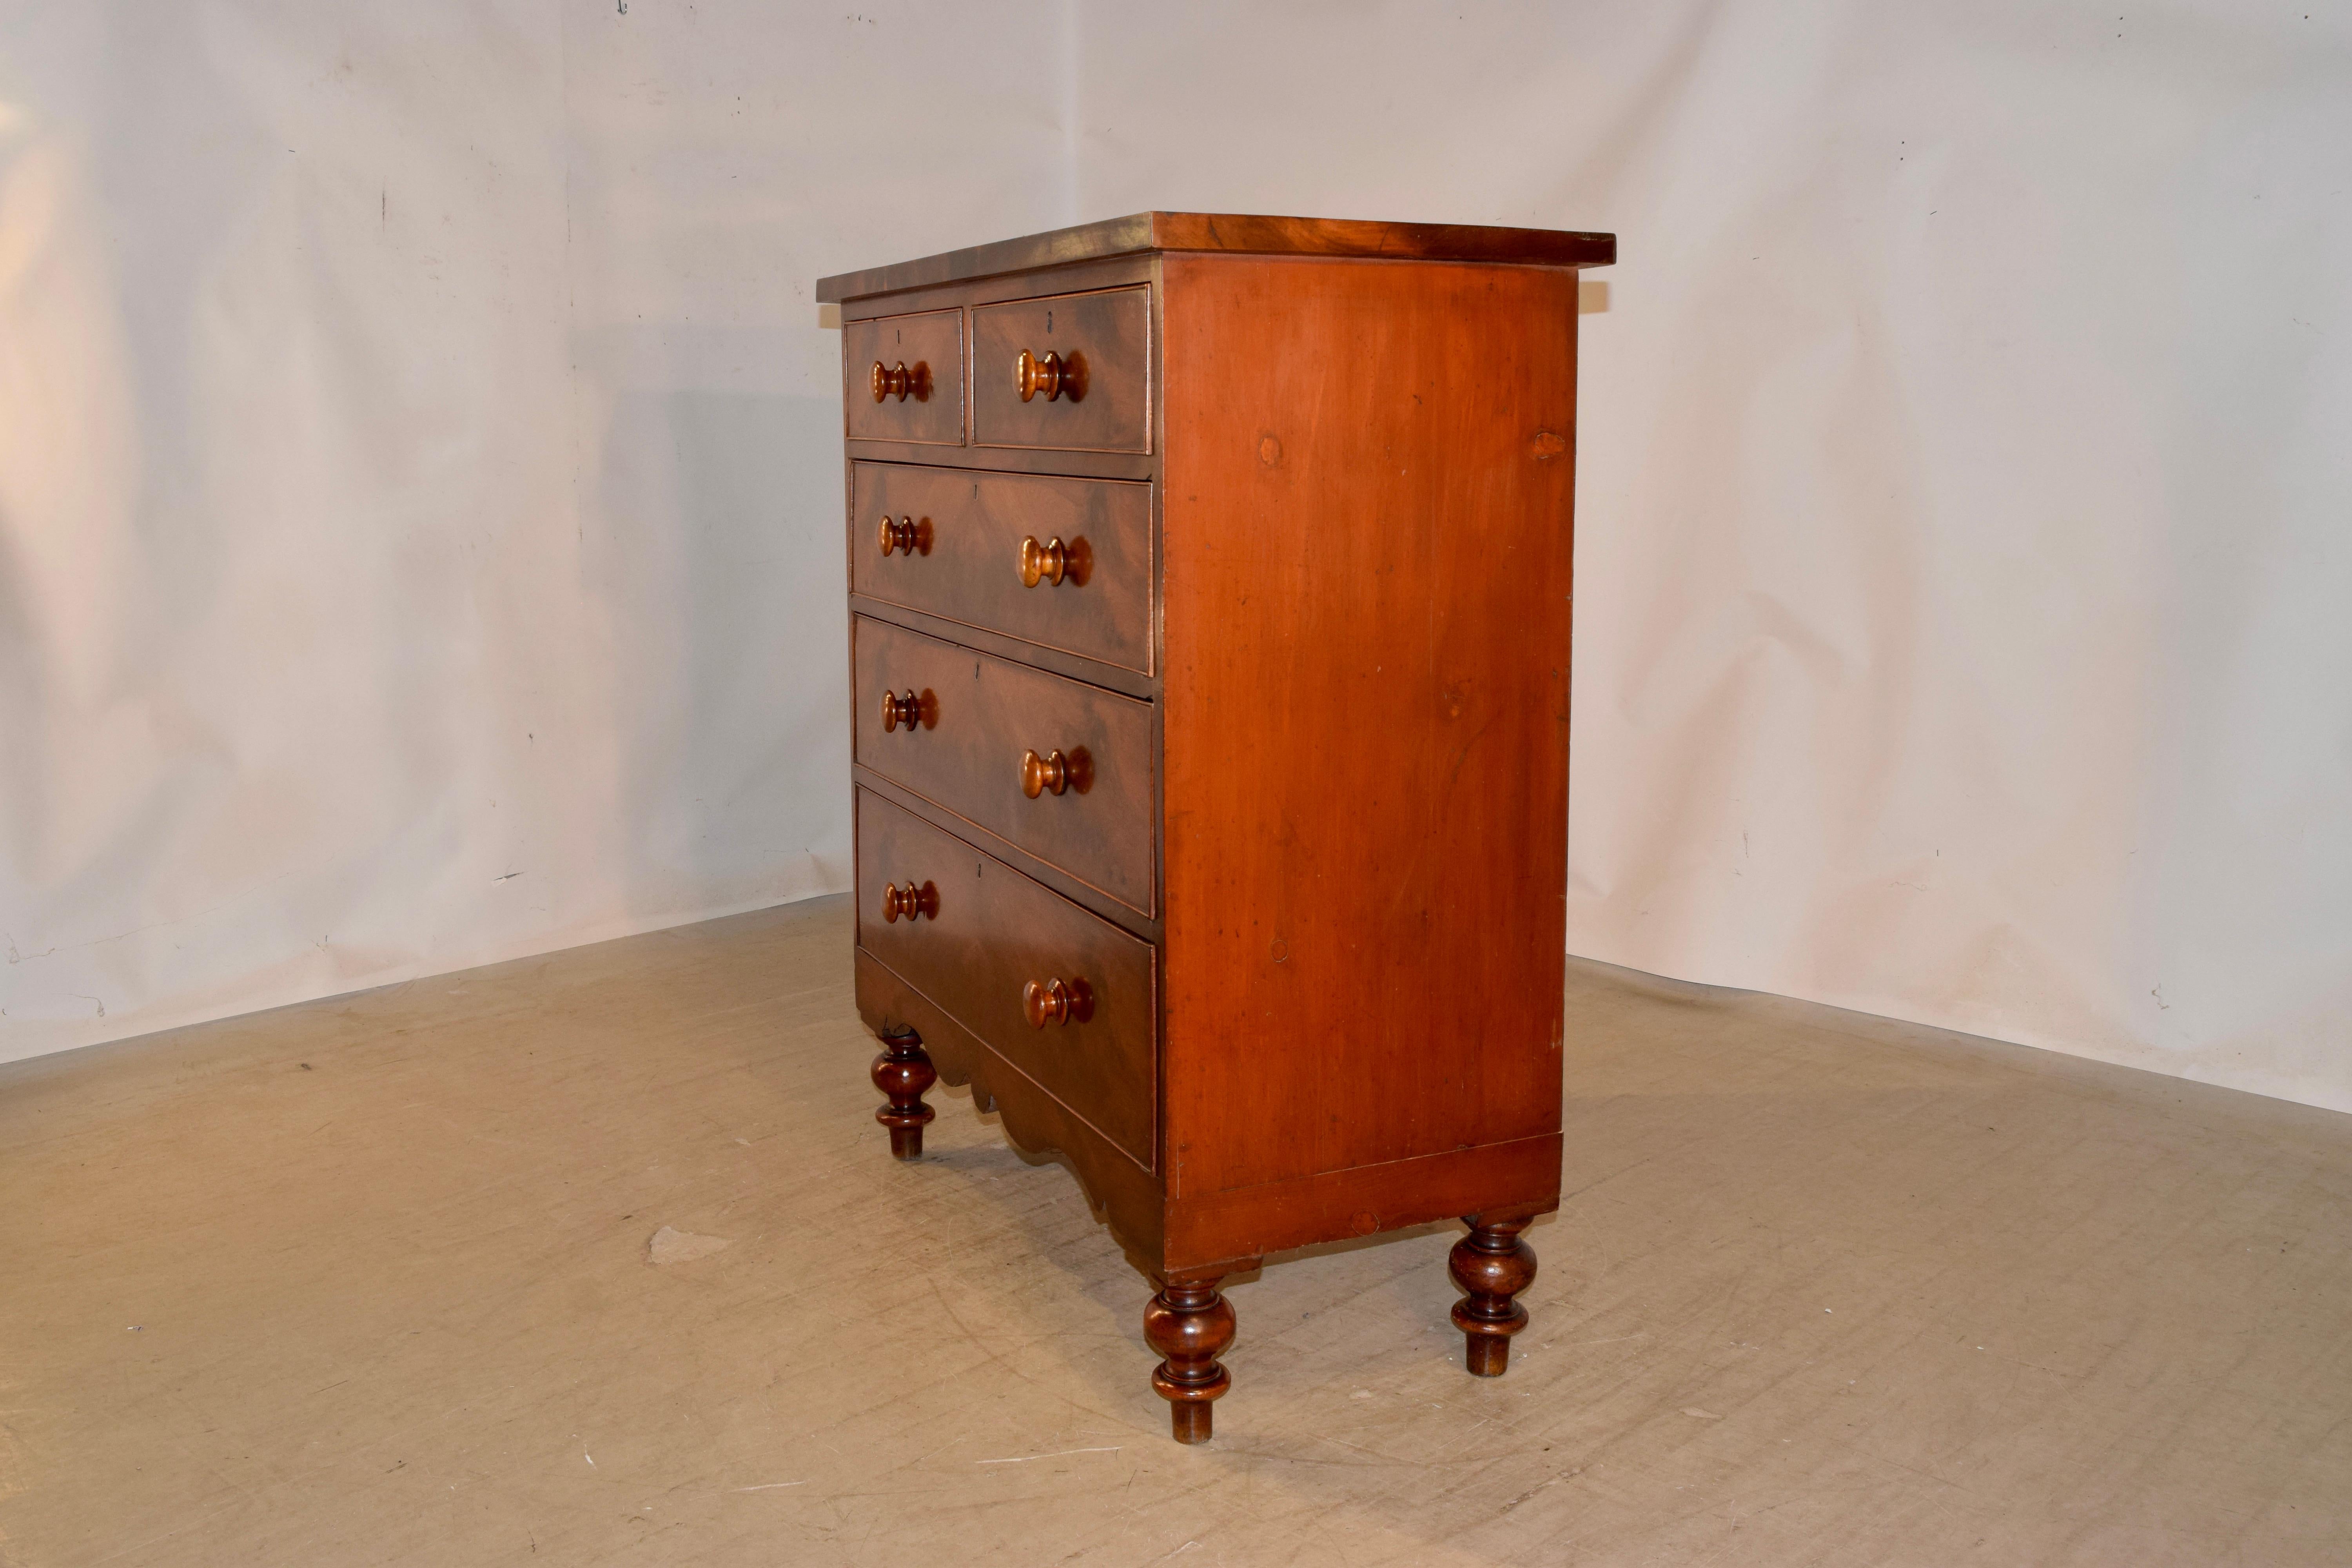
left=821, top=212, right=1614, bottom=1443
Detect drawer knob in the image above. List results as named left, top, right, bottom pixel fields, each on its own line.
left=870, top=359, right=921, bottom=402
left=1018, top=535, right=1066, bottom=587
left=1022, top=976, right=1093, bottom=1027
left=1015, top=348, right=1065, bottom=403
left=880, top=689, right=928, bottom=731
left=881, top=880, right=938, bottom=922
left=1021, top=747, right=1089, bottom=798
left=878, top=515, right=926, bottom=556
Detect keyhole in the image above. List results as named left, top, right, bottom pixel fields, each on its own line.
left=1045, top=310, right=1054, bottom=334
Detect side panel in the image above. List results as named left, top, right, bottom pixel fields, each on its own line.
left=1157, top=255, right=1578, bottom=1203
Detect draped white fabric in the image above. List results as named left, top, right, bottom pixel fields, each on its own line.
left=4, top=3, right=2348, bottom=1112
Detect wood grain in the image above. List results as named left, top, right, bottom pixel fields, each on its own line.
left=1155, top=255, right=1579, bottom=1202
left=971, top=288, right=1152, bottom=454
left=843, top=309, right=964, bottom=444
left=852, top=463, right=1154, bottom=673
left=853, top=616, right=1157, bottom=916
left=858, top=789, right=1156, bottom=1167
left=853, top=944, right=1166, bottom=1272
left=817, top=212, right=1617, bottom=303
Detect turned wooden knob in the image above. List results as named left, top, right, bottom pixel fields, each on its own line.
left=880, top=880, right=937, bottom=922
left=879, top=689, right=925, bottom=731
left=877, top=515, right=922, bottom=556
left=870, top=359, right=915, bottom=402
left=1022, top=976, right=1092, bottom=1027
left=1021, top=748, right=1070, bottom=798
left=1018, top=535, right=1067, bottom=587
left=1014, top=348, right=1064, bottom=402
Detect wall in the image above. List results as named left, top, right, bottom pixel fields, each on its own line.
left=0, top=2, right=1070, bottom=1060
left=5, top=3, right=2349, bottom=1113
left=1064, top=1, right=2352, bottom=1110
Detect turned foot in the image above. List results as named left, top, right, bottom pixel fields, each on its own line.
left=870, top=1028, right=936, bottom=1159
left=1449, top=1215, right=1537, bottom=1376
left=1144, top=1276, right=1240, bottom=1443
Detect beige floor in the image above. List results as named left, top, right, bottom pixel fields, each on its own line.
left=2, top=898, right=2348, bottom=1567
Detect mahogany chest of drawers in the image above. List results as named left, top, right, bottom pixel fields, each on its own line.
left=817, top=212, right=1614, bottom=1443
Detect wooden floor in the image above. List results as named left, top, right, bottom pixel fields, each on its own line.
left=3, top=897, right=2348, bottom=1566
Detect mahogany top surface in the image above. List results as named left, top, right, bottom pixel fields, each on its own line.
left=815, top=212, right=1617, bottom=302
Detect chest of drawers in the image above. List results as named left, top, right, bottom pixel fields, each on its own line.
left=818, top=212, right=1614, bottom=1443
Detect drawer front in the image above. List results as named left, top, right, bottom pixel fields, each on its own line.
left=852, top=464, right=1153, bottom=674
left=855, top=617, right=1154, bottom=915
left=844, top=309, right=964, bottom=444
left=858, top=790, right=1155, bottom=1166
left=971, top=287, right=1150, bottom=452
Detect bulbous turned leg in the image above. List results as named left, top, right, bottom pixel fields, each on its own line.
left=1144, top=1277, right=1238, bottom=1443
left=1449, top=1215, right=1537, bottom=1376
left=870, top=1028, right=936, bottom=1160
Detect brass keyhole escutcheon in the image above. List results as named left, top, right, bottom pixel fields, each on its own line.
left=880, top=880, right=938, bottom=922
left=1022, top=976, right=1093, bottom=1028
left=880, top=689, right=927, bottom=731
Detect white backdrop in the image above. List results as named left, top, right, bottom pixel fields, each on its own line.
left=4, top=3, right=2349, bottom=1113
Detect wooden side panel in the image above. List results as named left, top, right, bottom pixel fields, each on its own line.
left=1157, top=255, right=1578, bottom=1201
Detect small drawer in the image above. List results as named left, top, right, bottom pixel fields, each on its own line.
left=971, top=287, right=1149, bottom=452
left=844, top=309, right=964, bottom=444
left=854, top=616, right=1153, bottom=915
left=858, top=789, right=1154, bottom=1166
left=852, top=463, right=1152, bottom=674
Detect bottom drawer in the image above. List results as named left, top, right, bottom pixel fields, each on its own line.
left=857, top=789, right=1155, bottom=1167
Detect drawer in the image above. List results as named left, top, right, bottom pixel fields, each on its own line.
left=857, top=789, right=1154, bottom=1167
left=844, top=309, right=964, bottom=444
left=852, top=464, right=1152, bottom=674
left=854, top=616, right=1154, bottom=915
left=971, top=287, right=1149, bottom=452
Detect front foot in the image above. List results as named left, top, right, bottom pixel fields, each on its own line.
left=1449, top=1215, right=1537, bottom=1376
left=870, top=1027, right=936, bottom=1159
left=1144, top=1275, right=1243, bottom=1443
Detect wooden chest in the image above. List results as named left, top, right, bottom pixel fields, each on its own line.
left=817, top=212, right=1615, bottom=1442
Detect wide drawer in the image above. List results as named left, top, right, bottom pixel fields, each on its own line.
left=857, top=789, right=1155, bottom=1167
left=852, top=463, right=1152, bottom=674
left=844, top=308, right=964, bottom=444
left=971, top=287, right=1149, bottom=452
left=854, top=617, right=1154, bottom=915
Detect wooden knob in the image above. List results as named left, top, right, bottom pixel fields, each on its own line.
left=881, top=880, right=938, bottom=922
left=1022, top=976, right=1093, bottom=1027
left=1018, top=535, right=1067, bottom=587
left=870, top=360, right=914, bottom=402
left=880, top=689, right=925, bottom=731
left=878, top=515, right=922, bottom=556
left=1020, top=748, right=1070, bottom=798
left=1015, top=348, right=1064, bottom=403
